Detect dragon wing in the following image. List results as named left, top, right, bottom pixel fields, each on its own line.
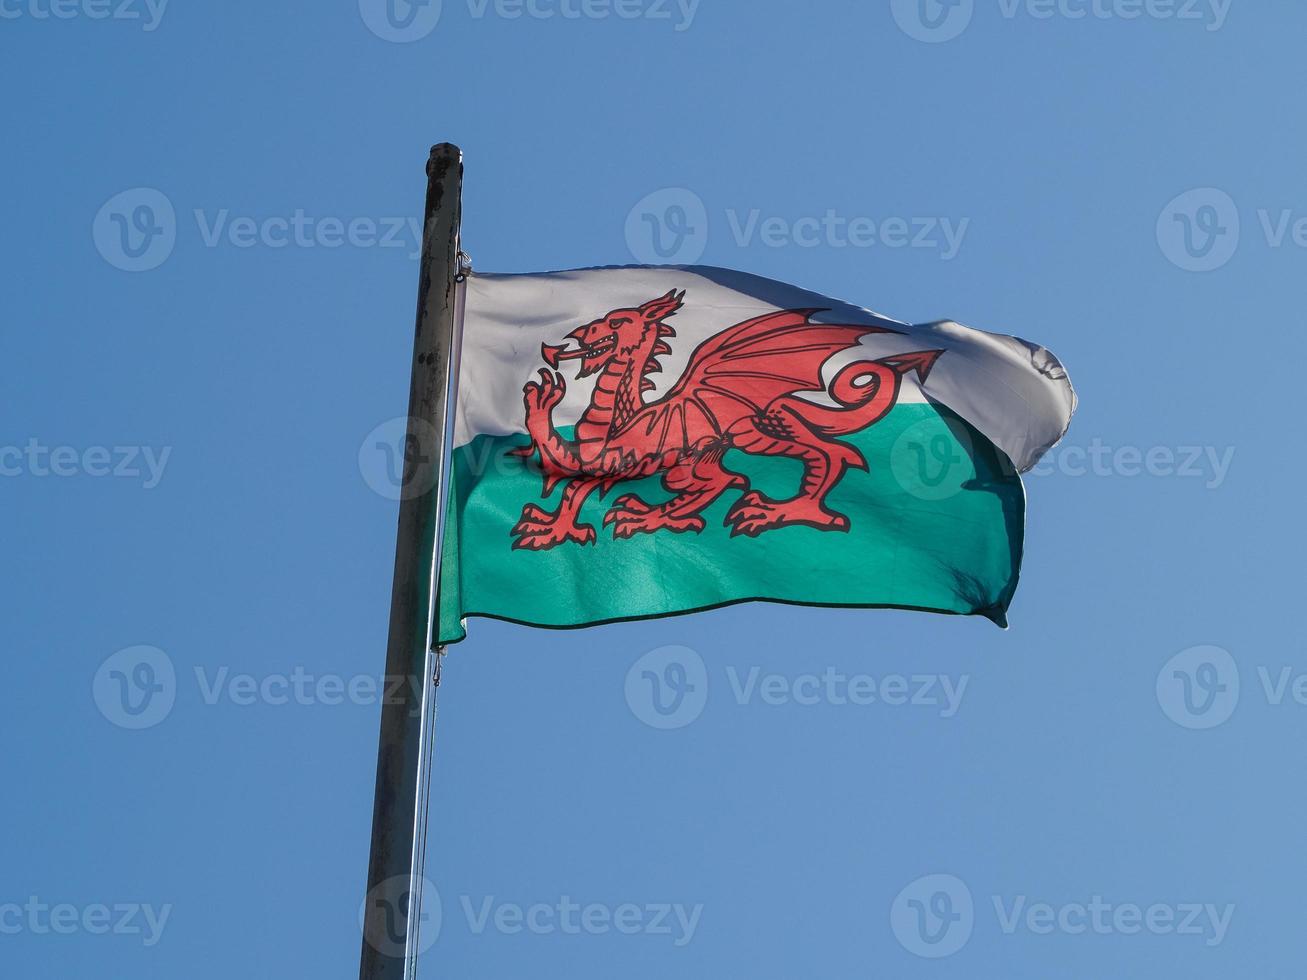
left=620, top=309, right=901, bottom=451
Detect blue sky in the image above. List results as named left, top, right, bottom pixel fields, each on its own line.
left=2, top=1, right=1301, bottom=976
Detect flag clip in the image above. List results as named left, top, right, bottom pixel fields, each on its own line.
left=433, top=645, right=447, bottom=688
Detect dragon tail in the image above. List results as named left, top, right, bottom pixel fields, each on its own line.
left=789, top=349, right=944, bottom=436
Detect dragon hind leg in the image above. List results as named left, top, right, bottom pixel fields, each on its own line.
left=511, top=478, right=601, bottom=550
left=603, top=446, right=743, bottom=540
left=723, top=408, right=866, bottom=538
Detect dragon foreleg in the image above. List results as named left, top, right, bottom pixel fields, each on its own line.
left=507, top=370, right=607, bottom=551
left=508, top=368, right=588, bottom=495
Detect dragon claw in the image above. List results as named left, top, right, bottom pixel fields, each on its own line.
left=724, top=494, right=851, bottom=537
left=612, top=494, right=653, bottom=515
left=605, top=504, right=705, bottom=539
left=723, top=502, right=775, bottom=537
left=512, top=501, right=597, bottom=549
left=511, top=519, right=596, bottom=551
left=512, top=503, right=554, bottom=535
left=524, top=368, right=566, bottom=415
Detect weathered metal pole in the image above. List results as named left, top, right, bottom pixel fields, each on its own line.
left=359, top=143, right=462, bottom=980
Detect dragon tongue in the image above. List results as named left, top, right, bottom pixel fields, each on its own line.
left=541, top=343, right=584, bottom=368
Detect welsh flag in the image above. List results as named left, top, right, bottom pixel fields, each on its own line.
left=436, top=266, right=1074, bottom=643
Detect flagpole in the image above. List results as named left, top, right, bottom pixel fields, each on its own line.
left=359, top=142, right=463, bottom=980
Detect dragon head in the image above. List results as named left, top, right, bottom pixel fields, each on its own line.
left=542, top=289, right=685, bottom=379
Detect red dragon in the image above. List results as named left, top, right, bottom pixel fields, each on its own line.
left=508, top=289, right=943, bottom=550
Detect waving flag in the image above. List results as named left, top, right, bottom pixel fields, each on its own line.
left=435, top=265, right=1074, bottom=642
left=363, top=147, right=1073, bottom=979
